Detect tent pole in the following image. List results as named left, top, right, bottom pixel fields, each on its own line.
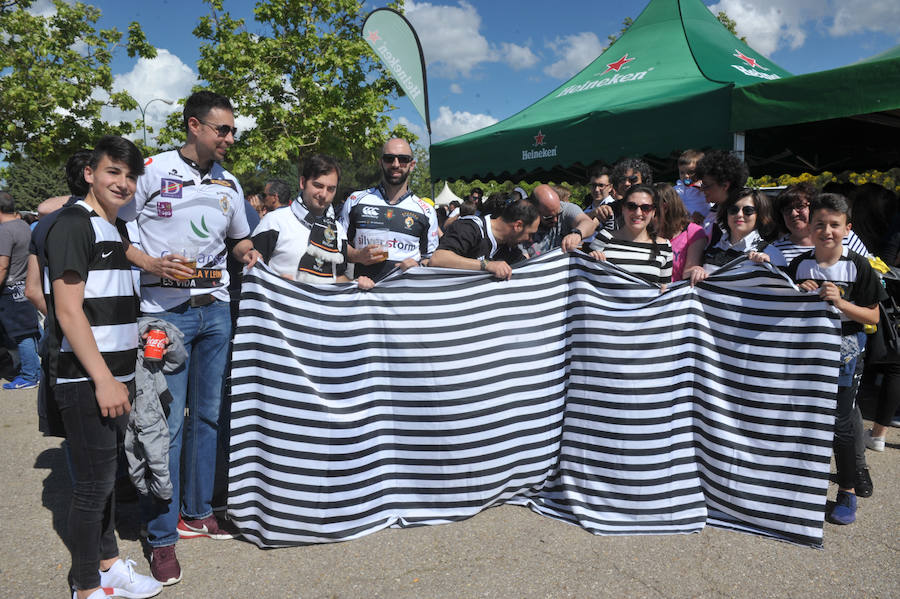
left=733, top=132, right=746, bottom=162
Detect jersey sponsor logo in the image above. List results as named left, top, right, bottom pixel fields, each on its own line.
left=101, top=250, right=113, bottom=259
left=191, top=215, right=211, bottom=239
left=218, top=193, right=230, bottom=214
left=168, top=169, right=179, bottom=176
left=404, top=215, right=414, bottom=230
left=209, top=178, right=237, bottom=191
left=157, top=201, right=172, bottom=218
left=358, top=236, right=417, bottom=253
left=144, top=157, right=153, bottom=166
left=160, top=178, right=183, bottom=198
left=385, top=209, right=394, bottom=219
left=362, top=206, right=380, bottom=218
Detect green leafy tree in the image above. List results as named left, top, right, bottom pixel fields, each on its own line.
left=716, top=11, right=748, bottom=43
left=0, top=0, right=156, bottom=166
left=160, top=0, right=404, bottom=180
left=4, top=157, right=69, bottom=211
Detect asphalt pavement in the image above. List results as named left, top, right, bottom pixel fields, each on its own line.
left=1, top=386, right=897, bottom=599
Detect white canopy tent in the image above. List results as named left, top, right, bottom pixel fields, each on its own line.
left=434, top=181, right=464, bottom=206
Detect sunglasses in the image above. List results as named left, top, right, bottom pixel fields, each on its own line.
left=727, top=205, right=757, bottom=216
left=541, top=210, right=563, bottom=222
left=199, top=119, right=238, bottom=138
left=623, top=175, right=640, bottom=184
left=623, top=201, right=654, bottom=214
left=781, top=202, right=810, bottom=213
left=382, top=154, right=414, bottom=164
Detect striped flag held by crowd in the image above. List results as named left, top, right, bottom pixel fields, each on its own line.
left=228, top=251, right=839, bottom=549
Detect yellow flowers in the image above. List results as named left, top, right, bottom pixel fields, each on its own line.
left=749, top=168, right=900, bottom=194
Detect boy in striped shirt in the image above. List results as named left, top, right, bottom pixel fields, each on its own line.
left=786, top=193, right=885, bottom=526
left=44, top=136, right=162, bottom=599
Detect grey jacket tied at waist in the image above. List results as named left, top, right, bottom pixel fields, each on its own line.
left=125, top=317, right=188, bottom=500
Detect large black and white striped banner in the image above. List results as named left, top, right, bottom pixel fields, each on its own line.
left=228, top=251, right=840, bottom=549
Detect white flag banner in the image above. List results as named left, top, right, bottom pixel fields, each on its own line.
left=228, top=252, right=839, bottom=549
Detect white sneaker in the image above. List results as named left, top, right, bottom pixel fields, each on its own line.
left=98, top=558, right=163, bottom=598
left=865, top=429, right=886, bottom=452
left=73, top=589, right=110, bottom=599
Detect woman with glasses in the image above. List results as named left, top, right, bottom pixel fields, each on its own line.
left=589, top=185, right=672, bottom=288
left=769, top=183, right=869, bottom=266
left=683, top=188, right=780, bottom=286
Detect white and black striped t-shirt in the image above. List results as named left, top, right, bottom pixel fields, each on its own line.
left=44, top=201, right=138, bottom=385
left=770, top=231, right=869, bottom=266
left=590, top=229, right=673, bottom=286
left=786, top=246, right=885, bottom=334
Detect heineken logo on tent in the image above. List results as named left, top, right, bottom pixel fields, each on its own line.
left=522, top=130, right=558, bottom=161
left=556, top=53, right=653, bottom=98
left=730, top=49, right=780, bottom=80
left=370, top=35, right=423, bottom=100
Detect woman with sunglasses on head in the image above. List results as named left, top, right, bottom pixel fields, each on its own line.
left=589, top=185, right=672, bottom=289
left=683, top=188, right=780, bottom=286
left=655, top=183, right=707, bottom=282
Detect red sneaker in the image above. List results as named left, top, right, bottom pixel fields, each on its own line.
left=150, top=545, right=182, bottom=586
left=177, top=514, right=237, bottom=540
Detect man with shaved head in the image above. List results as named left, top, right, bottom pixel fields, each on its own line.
left=340, top=137, right=439, bottom=281
left=523, top=184, right=597, bottom=258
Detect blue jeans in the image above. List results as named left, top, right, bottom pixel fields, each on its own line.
left=143, top=299, right=231, bottom=547
left=16, top=334, right=40, bottom=382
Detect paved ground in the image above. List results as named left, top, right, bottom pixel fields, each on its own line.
left=1, top=385, right=897, bottom=599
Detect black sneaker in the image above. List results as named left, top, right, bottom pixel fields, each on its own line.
left=855, top=467, right=873, bottom=498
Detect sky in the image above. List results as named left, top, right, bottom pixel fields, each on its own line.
left=22, top=0, right=900, bottom=148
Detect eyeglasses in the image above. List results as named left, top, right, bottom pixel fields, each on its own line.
left=198, top=119, right=238, bottom=138
left=381, top=154, right=414, bottom=165
left=727, top=205, right=757, bottom=216
left=623, top=201, right=654, bottom=214
left=782, top=202, right=810, bottom=213
left=590, top=182, right=611, bottom=189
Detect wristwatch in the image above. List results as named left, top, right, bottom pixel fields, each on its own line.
left=480, top=258, right=488, bottom=271
left=570, top=229, right=583, bottom=239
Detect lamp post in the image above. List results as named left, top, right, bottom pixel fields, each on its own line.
left=138, top=98, right=174, bottom=146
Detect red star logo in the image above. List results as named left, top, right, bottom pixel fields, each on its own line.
left=733, top=50, right=767, bottom=70
left=534, top=130, right=546, bottom=146
left=367, top=30, right=381, bottom=43
left=602, top=53, right=635, bottom=74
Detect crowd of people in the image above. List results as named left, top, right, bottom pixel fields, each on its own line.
left=0, top=89, right=897, bottom=598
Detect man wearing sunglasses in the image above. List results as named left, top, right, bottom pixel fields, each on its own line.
left=611, top=158, right=653, bottom=200
left=122, top=90, right=260, bottom=586
left=339, top=137, right=439, bottom=281
left=522, top=184, right=596, bottom=259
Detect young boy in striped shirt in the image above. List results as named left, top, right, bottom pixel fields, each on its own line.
left=785, top=193, right=885, bottom=526
left=44, top=136, right=162, bottom=599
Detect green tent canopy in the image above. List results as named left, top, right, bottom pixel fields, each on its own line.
left=431, top=0, right=791, bottom=183
left=732, top=46, right=900, bottom=174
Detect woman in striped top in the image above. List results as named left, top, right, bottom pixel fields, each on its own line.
left=588, top=185, right=673, bottom=288
left=768, top=183, right=869, bottom=265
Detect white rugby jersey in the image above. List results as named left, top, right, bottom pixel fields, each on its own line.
left=44, top=201, right=138, bottom=384
left=251, top=198, right=348, bottom=281
left=338, top=186, right=439, bottom=280
left=124, top=150, right=250, bottom=312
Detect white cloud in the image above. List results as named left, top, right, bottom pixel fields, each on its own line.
left=104, top=49, right=198, bottom=142
left=431, top=106, right=497, bottom=142
left=449, top=83, right=463, bottom=94
left=543, top=32, right=604, bottom=79
left=405, top=1, right=539, bottom=77
left=398, top=116, right=426, bottom=142
left=829, top=0, right=900, bottom=37
left=709, top=1, right=900, bottom=56
left=499, top=42, right=539, bottom=70
left=25, top=0, right=58, bottom=17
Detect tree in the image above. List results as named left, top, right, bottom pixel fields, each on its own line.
left=0, top=0, right=156, bottom=167
left=716, top=11, right=748, bottom=43
left=4, top=157, right=69, bottom=211
left=161, top=0, right=404, bottom=181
